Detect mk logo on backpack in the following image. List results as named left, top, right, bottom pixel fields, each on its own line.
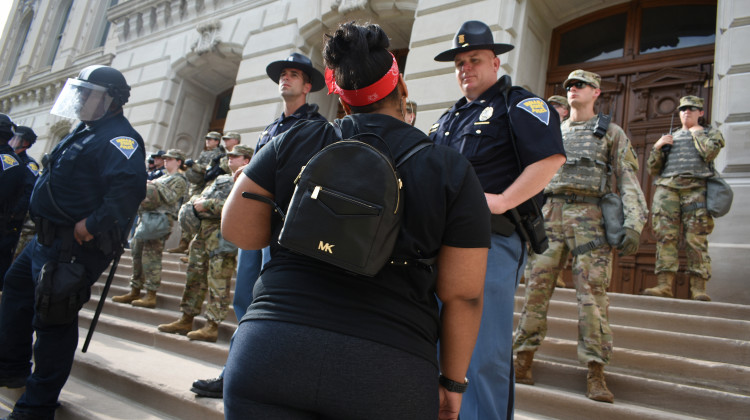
left=318, top=241, right=335, bottom=254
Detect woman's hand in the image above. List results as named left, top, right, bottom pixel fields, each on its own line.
left=438, top=387, right=463, bottom=420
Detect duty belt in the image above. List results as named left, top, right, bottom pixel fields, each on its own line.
left=547, top=193, right=600, bottom=205
left=34, top=217, right=74, bottom=248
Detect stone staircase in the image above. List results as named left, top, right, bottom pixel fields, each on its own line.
left=2, top=250, right=749, bottom=419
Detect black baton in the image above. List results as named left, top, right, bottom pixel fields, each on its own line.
left=82, top=251, right=122, bottom=353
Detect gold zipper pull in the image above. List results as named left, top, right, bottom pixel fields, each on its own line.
left=311, top=185, right=321, bottom=199
left=294, top=166, right=306, bottom=184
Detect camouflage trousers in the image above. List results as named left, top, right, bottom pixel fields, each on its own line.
left=12, top=216, right=36, bottom=259
left=513, top=200, right=613, bottom=365
left=652, top=183, right=713, bottom=279
left=130, top=236, right=166, bottom=291
left=180, top=219, right=237, bottom=323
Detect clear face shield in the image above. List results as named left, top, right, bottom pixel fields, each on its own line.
left=9, top=134, right=27, bottom=153
left=50, top=78, right=114, bottom=122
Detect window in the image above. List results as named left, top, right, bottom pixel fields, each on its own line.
left=557, top=13, right=627, bottom=65
left=45, top=0, right=73, bottom=66
left=639, top=5, right=717, bottom=54
left=95, top=0, right=119, bottom=48
left=4, top=13, right=33, bottom=82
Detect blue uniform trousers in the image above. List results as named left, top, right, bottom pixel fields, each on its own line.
left=0, top=237, right=110, bottom=419
left=232, top=247, right=269, bottom=320
left=459, top=232, right=526, bottom=420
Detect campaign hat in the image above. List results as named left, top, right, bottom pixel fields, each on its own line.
left=266, top=53, right=325, bottom=92
left=434, top=20, right=514, bottom=62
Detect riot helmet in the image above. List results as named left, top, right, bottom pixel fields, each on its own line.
left=9, top=125, right=37, bottom=153
left=0, top=113, right=17, bottom=142
left=51, top=65, right=131, bottom=122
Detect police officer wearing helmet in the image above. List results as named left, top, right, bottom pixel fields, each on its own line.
left=4, top=126, right=41, bottom=279
left=429, top=20, right=566, bottom=420
left=0, top=65, right=146, bottom=419
left=0, top=113, right=25, bottom=288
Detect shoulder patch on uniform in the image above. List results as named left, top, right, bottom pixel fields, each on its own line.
left=1, top=154, right=19, bottom=171
left=109, top=137, right=139, bottom=159
left=27, top=162, right=40, bottom=176
left=516, top=98, right=550, bottom=126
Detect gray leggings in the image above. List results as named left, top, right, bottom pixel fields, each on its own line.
left=224, top=320, right=439, bottom=419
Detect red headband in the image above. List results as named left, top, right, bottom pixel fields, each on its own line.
left=325, top=53, right=400, bottom=107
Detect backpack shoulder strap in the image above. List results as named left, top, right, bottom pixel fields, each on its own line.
left=395, top=141, right=432, bottom=167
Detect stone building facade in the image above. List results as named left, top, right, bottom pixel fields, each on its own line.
left=0, top=0, right=747, bottom=304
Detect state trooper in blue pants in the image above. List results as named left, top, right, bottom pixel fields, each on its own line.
left=0, top=65, right=146, bottom=420
left=429, top=21, right=566, bottom=419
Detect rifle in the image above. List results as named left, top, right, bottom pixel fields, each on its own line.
left=662, top=112, right=675, bottom=154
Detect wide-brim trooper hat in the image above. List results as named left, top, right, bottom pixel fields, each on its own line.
left=434, top=20, right=515, bottom=62
left=266, top=53, right=326, bottom=92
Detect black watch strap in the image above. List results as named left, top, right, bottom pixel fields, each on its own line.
left=439, top=374, right=468, bottom=393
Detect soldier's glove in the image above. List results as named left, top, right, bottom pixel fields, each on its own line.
left=185, top=159, right=194, bottom=167
left=617, top=227, right=641, bottom=256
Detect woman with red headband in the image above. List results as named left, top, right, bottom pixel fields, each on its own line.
left=222, top=22, right=489, bottom=420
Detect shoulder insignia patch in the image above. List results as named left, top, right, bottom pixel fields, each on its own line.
left=27, top=162, right=40, bottom=176
left=516, top=98, right=550, bottom=126
left=110, top=137, right=139, bottom=159
left=1, top=154, right=19, bottom=171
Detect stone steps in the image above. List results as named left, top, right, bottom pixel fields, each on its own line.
left=2, top=250, right=749, bottom=419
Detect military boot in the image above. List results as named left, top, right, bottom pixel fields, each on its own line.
left=514, top=351, right=535, bottom=385
left=132, top=290, right=157, bottom=308
left=642, top=272, right=674, bottom=298
left=187, top=320, right=219, bottom=342
left=158, top=314, right=194, bottom=335
left=112, top=287, right=141, bottom=304
left=586, top=361, right=614, bottom=403
left=690, top=276, right=711, bottom=301
left=166, top=238, right=189, bottom=254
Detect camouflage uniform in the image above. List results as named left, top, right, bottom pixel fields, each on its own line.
left=131, top=171, right=188, bottom=291
left=514, top=116, right=648, bottom=365
left=180, top=174, right=238, bottom=323
left=647, top=126, right=724, bottom=279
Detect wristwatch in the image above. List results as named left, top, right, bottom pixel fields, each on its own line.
left=439, top=374, right=469, bottom=393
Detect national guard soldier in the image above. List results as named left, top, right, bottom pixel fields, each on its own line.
left=643, top=95, right=724, bottom=301
left=204, top=131, right=241, bottom=184
left=8, top=126, right=41, bottom=266
left=0, top=114, right=25, bottom=287
left=0, top=65, right=146, bottom=419
left=167, top=131, right=225, bottom=254
left=190, top=53, right=328, bottom=398
left=513, top=69, right=648, bottom=404
left=112, top=149, right=189, bottom=308
left=157, top=146, right=251, bottom=342
left=548, top=95, right=570, bottom=121
left=430, top=20, right=566, bottom=420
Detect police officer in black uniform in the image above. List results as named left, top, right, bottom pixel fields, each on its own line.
left=148, top=150, right=166, bottom=180
left=0, top=65, right=146, bottom=420
left=0, top=114, right=26, bottom=287
left=429, top=20, right=566, bottom=420
left=254, top=53, right=327, bottom=152
left=1, top=125, right=40, bottom=286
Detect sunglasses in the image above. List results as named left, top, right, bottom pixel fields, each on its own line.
left=565, top=81, right=593, bottom=91
left=679, top=106, right=701, bottom=112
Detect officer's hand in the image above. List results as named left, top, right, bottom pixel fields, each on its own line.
left=74, top=219, right=94, bottom=245
left=484, top=192, right=510, bottom=215
left=655, top=134, right=673, bottom=150
left=617, top=228, right=641, bottom=256
left=185, top=159, right=194, bottom=167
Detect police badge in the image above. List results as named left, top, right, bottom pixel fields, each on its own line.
left=479, top=106, right=494, bottom=121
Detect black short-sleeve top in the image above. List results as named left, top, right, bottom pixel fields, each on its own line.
left=242, top=113, right=490, bottom=366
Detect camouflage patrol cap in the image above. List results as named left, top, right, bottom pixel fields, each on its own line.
left=226, top=144, right=253, bottom=159
left=563, top=69, right=601, bottom=89
left=547, top=95, right=569, bottom=108
left=222, top=131, right=241, bottom=142
left=679, top=95, right=704, bottom=110
left=205, top=131, right=222, bottom=140
left=163, top=148, right=186, bottom=162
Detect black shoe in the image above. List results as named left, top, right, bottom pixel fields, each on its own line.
left=0, top=375, right=27, bottom=389
left=190, top=377, right=223, bottom=398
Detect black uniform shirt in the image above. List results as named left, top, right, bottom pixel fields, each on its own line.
left=0, top=144, right=26, bottom=217
left=30, top=112, right=147, bottom=236
left=254, top=103, right=327, bottom=152
left=429, top=77, right=565, bottom=195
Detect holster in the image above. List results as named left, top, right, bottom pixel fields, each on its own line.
left=490, top=214, right=516, bottom=237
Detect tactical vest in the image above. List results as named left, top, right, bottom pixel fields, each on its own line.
left=546, top=118, right=611, bottom=196
left=661, top=129, right=713, bottom=178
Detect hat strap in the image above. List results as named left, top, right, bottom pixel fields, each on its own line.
left=325, top=53, right=399, bottom=107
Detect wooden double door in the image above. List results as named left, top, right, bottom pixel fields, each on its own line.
left=544, top=1, right=716, bottom=296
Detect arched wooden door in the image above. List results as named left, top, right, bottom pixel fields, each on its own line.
left=545, top=0, right=717, bottom=296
